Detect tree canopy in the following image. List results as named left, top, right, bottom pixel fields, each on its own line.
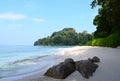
left=91, top=0, right=120, bottom=38
left=87, top=0, right=120, bottom=47
left=34, top=28, right=92, bottom=46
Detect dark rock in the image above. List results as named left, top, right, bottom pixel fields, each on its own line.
left=45, top=57, right=100, bottom=79
left=64, top=58, right=75, bottom=64
left=44, top=58, right=75, bottom=79
left=76, top=60, right=98, bottom=78
left=89, top=56, right=100, bottom=63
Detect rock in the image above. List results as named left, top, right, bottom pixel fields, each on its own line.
left=90, top=56, right=100, bottom=63
left=45, top=57, right=100, bottom=79
left=64, top=58, right=75, bottom=64
left=44, top=58, right=75, bottom=79
left=76, top=60, right=98, bottom=78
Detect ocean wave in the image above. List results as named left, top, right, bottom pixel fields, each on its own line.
left=8, top=55, right=48, bottom=66
left=0, top=46, right=71, bottom=79
left=0, top=55, right=61, bottom=80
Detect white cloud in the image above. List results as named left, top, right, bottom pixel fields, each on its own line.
left=0, top=12, right=46, bottom=23
left=0, top=12, right=27, bottom=20
left=32, top=18, right=45, bottom=22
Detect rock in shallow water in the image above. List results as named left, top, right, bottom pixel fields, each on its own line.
left=76, top=60, right=98, bottom=78
left=44, top=58, right=75, bottom=79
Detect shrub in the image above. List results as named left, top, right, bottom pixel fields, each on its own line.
left=86, top=32, right=120, bottom=47
left=86, top=41, right=92, bottom=46
left=105, top=32, right=120, bottom=47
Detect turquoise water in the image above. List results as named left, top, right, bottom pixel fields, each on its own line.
left=0, top=45, right=71, bottom=78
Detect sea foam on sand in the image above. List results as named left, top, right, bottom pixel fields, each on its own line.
left=1, top=46, right=120, bottom=81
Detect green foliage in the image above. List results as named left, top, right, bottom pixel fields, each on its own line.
left=34, top=28, right=92, bottom=46
left=91, top=0, right=120, bottom=38
left=86, top=41, right=92, bottom=46
left=105, top=32, right=120, bottom=47
left=90, top=0, right=120, bottom=47
left=91, top=38, right=105, bottom=46
left=86, top=32, right=120, bottom=47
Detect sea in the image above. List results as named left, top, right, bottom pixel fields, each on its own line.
left=0, top=45, right=71, bottom=81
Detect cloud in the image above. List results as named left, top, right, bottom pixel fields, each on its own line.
left=0, top=12, right=46, bottom=23
left=0, top=12, right=27, bottom=20
left=32, top=18, right=45, bottom=22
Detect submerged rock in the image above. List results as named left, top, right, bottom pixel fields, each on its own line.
left=76, top=60, right=98, bottom=78
left=44, top=58, right=75, bottom=79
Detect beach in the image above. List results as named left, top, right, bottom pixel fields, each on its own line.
left=1, top=46, right=120, bottom=81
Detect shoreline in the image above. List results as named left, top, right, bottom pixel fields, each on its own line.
left=1, top=46, right=120, bottom=81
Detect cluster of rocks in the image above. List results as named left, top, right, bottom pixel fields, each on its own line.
left=44, top=56, right=100, bottom=79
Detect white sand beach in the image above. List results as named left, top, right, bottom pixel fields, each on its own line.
left=1, top=46, right=120, bottom=81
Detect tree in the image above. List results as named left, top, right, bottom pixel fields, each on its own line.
left=91, top=0, right=120, bottom=38
left=34, top=28, right=92, bottom=46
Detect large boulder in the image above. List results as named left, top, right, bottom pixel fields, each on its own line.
left=76, top=60, right=98, bottom=78
left=44, top=58, right=75, bottom=79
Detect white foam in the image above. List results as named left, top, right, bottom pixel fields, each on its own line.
left=0, top=55, right=62, bottom=81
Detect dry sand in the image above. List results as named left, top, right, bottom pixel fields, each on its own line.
left=1, top=46, right=120, bottom=81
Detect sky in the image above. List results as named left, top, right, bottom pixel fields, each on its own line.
left=0, top=0, right=99, bottom=45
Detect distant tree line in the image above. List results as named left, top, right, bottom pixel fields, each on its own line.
left=34, top=28, right=92, bottom=46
